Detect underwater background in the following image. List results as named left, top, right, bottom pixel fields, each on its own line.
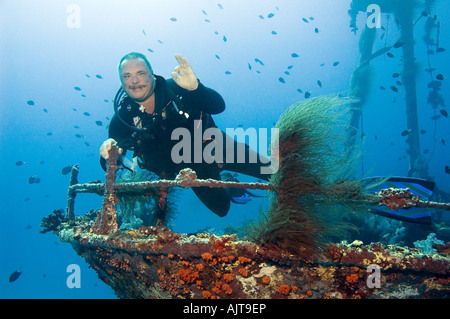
left=0, top=0, right=449, bottom=298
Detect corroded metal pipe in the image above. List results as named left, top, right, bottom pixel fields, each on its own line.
left=65, top=164, right=79, bottom=220
left=92, top=146, right=119, bottom=235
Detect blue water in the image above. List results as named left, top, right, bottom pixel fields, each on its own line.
left=1, top=0, right=449, bottom=298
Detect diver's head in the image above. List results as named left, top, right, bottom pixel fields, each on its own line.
left=118, top=52, right=156, bottom=103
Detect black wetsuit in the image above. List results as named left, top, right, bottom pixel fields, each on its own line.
left=101, top=75, right=270, bottom=216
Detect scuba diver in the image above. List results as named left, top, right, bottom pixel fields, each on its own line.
left=99, top=52, right=271, bottom=217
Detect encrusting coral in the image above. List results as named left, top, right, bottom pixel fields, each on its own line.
left=44, top=92, right=450, bottom=299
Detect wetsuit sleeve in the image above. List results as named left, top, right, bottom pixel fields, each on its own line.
left=167, top=78, right=225, bottom=114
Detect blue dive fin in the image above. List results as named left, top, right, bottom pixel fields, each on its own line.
left=362, top=176, right=435, bottom=225
left=231, top=192, right=253, bottom=204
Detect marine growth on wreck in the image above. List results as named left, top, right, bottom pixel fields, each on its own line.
left=41, top=95, right=450, bottom=299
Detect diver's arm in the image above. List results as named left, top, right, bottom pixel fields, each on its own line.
left=168, top=78, right=226, bottom=114
left=99, top=113, right=133, bottom=171
left=170, top=54, right=225, bottom=114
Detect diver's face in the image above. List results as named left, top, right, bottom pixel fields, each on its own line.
left=119, top=58, right=155, bottom=102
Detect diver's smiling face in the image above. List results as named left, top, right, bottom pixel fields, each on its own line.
left=119, top=58, right=155, bottom=102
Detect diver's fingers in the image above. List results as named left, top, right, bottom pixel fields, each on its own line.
left=180, top=55, right=192, bottom=70
left=100, top=147, right=109, bottom=160
left=100, top=139, right=118, bottom=160
left=172, top=65, right=180, bottom=77
left=175, top=54, right=192, bottom=72
left=174, top=53, right=184, bottom=67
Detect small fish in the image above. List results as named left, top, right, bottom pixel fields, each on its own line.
left=390, top=86, right=399, bottom=92
left=333, top=61, right=340, bottom=66
left=440, top=109, right=448, bottom=118
left=297, top=88, right=303, bottom=93
left=27, top=100, right=35, bottom=106
left=255, top=58, right=264, bottom=65
left=436, top=73, right=445, bottom=81
left=258, top=15, right=264, bottom=20
left=248, top=63, right=252, bottom=70
left=43, top=108, right=48, bottom=113
left=304, top=91, right=311, bottom=99
left=428, top=81, right=442, bottom=89
left=61, top=165, right=73, bottom=175
left=317, top=80, right=322, bottom=88
left=25, top=225, right=32, bottom=230
left=83, top=112, right=90, bottom=116
left=315, top=27, right=319, bottom=33
left=95, top=74, right=103, bottom=79
left=158, top=40, right=164, bottom=44
left=268, top=13, right=274, bottom=18
left=287, top=65, right=294, bottom=69
left=75, top=133, right=83, bottom=138
left=9, top=271, right=21, bottom=283
left=284, top=71, right=290, bottom=75
left=225, top=71, right=232, bottom=75
left=420, top=130, right=427, bottom=134
left=291, top=53, right=299, bottom=58
left=28, top=175, right=41, bottom=184
left=46, top=132, right=53, bottom=136
left=84, top=141, right=90, bottom=147
left=15, top=161, right=26, bottom=166
left=386, top=52, right=394, bottom=58
left=442, top=138, right=446, bottom=146
left=170, top=17, right=177, bottom=22
left=142, top=29, right=146, bottom=36
left=423, top=149, right=430, bottom=154
left=431, top=115, right=441, bottom=120
left=215, top=54, right=220, bottom=60
left=393, top=41, right=405, bottom=48
left=85, top=74, right=91, bottom=78
left=437, top=47, right=446, bottom=53
left=401, top=129, right=411, bottom=136
left=302, top=17, right=309, bottom=23
left=95, top=120, right=103, bottom=126
left=223, top=35, right=227, bottom=42
left=217, top=3, right=223, bottom=9
left=392, top=73, right=401, bottom=78
left=445, top=165, right=450, bottom=174
left=396, top=80, right=403, bottom=86
left=379, top=86, right=386, bottom=90
left=74, top=87, right=81, bottom=91
left=271, top=30, right=277, bottom=35
left=147, top=48, right=154, bottom=53
left=202, top=10, right=207, bottom=15
left=278, top=77, right=285, bottom=83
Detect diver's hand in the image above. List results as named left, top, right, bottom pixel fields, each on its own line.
left=100, top=138, right=123, bottom=160
left=171, top=54, right=199, bottom=91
